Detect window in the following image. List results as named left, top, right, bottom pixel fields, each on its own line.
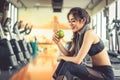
left=101, top=11, right=106, bottom=39
left=7, top=3, right=18, bottom=28
left=118, top=0, right=120, bottom=19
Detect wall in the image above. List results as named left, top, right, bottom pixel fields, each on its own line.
left=18, top=8, right=70, bottom=29
left=18, top=8, right=73, bottom=43
left=92, top=0, right=115, bottom=15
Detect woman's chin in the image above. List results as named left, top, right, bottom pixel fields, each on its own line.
left=72, top=29, right=77, bottom=32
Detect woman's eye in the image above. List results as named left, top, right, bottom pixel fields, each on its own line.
left=71, top=20, right=76, bottom=22
left=69, top=20, right=76, bottom=23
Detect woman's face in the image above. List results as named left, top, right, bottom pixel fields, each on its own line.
left=68, top=14, right=85, bottom=32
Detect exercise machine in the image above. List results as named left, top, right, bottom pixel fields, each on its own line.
left=0, top=15, right=18, bottom=70
left=3, top=17, right=25, bottom=64
left=13, top=22, right=33, bottom=57
left=13, top=21, right=31, bottom=62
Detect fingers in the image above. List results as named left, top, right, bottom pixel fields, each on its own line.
left=52, top=31, right=60, bottom=44
left=57, top=56, right=61, bottom=62
left=57, top=58, right=60, bottom=62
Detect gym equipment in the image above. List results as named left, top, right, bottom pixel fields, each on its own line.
left=118, top=30, right=120, bottom=54
left=107, top=19, right=120, bottom=64
left=65, top=41, right=72, bottom=50
left=0, top=16, right=18, bottom=70
left=20, top=23, right=32, bottom=35
left=3, top=17, right=25, bottom=64
left=26, top=39, right=33, bottom=58
left=112, top=0, right=120, bottom=54
left=22, top=23, right=33, bottom=56
left=13, top=21, right=31, bottom=61
left=30, top=36, right=39, bottom=58
left=13, top=22, right=32, bottom=35
left=108, top=25, right=118, bottom=57
left=112, top=20, right=120, bottom=54
left=13, top=22, right=33, bottom=57
left=106, top=0, right=120, bottom=64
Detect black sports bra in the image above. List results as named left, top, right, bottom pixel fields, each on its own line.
left=74, top=25, right=105, bottom=56
left=88, top=39, right=105, bottom=56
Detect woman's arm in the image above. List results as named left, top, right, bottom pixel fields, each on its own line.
left=57, top=41, right=75, bottom=56
left=52, top=30, right=71, bottom=56
left=57, top=42, right=69, bottom=55
left=57, top=30, right=95, bottom=64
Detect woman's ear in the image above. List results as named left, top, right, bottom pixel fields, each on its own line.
left=81, top=17, right=86, bottom=24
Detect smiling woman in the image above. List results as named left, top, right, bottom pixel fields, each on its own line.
left=1, top=0, right=119, bottom=80
left=52, top=7, right=114, bottom=80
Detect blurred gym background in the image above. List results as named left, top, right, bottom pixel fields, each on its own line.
left=0, top=0, right=120, bottom=80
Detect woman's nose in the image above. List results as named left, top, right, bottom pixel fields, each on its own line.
left=69, top=22, right=73, bottom=26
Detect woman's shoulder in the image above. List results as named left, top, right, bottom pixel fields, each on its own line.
left=85, top=29, right=96, bottom=37
left=84, top=29, right=99, bottom=43
left=86, top=29, right=101, bottom=44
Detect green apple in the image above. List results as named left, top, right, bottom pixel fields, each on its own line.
left=57, top=30, right=64, bottom=38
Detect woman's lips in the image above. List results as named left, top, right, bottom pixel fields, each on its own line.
left=70, top=26, right=75, bottom=30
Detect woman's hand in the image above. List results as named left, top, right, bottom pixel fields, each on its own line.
left=57, top=55, right=63, bottom=62
left=52, top=30, right=61, bottom=44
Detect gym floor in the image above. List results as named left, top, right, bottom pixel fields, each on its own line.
left=10, top=45, right=59, bottom=80
left=10, top=53, right=120, bottom=80
left=8, top=44, right=120, bottom=80
left=0, top=48, right=119, bottom=80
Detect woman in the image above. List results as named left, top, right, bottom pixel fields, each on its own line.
left=52, top=7, right=114, bottom=80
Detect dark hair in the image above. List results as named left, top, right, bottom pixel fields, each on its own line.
left=67, top=7, right=91, bottom=24
left=67, top=7, right=91, bottom=44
